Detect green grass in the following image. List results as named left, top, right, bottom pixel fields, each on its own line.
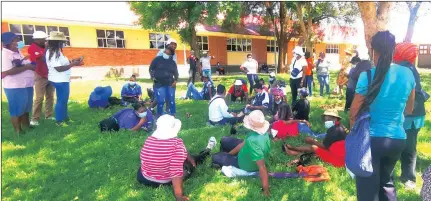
left=2, top=72, right=430, bottom=201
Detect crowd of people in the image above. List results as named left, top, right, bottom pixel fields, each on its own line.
left=1, top=29, right=430, bottom=201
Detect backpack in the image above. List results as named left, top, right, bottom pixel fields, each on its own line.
left=399, top=61, right=429, bottom=117
left=290, top=59, right=303, bottom=77
left=345, top=70, right=373, bottom=177
left=99, top=117, right=120, bottom=132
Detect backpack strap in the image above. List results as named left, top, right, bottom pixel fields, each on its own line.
left=209, top=96, right=223, bottom=106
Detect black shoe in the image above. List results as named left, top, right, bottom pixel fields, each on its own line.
left=230, top=126, right=237, bottom=135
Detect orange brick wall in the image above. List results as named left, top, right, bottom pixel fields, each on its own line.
left=208, top=36, right=227, bottom=65
left=252, top=38, right=267, bottom=64
left=2, top=22, right=10, bottom=33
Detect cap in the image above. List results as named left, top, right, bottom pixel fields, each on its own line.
left=1, top=32, right=18, bottom=46
left=33, top=31, right=48, bottom=39
left=166, top=38, right=177, bottom=44
left=234, top=80, right=243, bottom=86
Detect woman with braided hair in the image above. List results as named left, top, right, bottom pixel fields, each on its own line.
left=350, top=31, right=416, bottom=201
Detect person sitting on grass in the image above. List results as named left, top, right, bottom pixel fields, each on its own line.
left=184, top=75, right=215, bottom=101
left=226, top=80, right=248, bottom=103
left=259, top=78, right=269, bottom=92
left=121, top=75, right=142, bottom=106
left=244, top=83, right=270, bottom=114
left=101, top=102, right=154, bottom=132
left=292, top=88, right=310, bottom=121
left=282, top=122, right=348, bottom=168
left=270, top=88, right=286, bottom=122
left=212, top=110, right=271, bottom=196
left=216, top=62, right=225, bottom=75
left=88, top=86, right=113, bottom=109
left=269, top=72, right=276, bottom=89
left=137, top=115, right=217, bottom=201
left=208, top=84, right=245, bottom=126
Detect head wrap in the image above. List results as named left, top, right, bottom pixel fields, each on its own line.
left=393, top=42, right=418, bottom=65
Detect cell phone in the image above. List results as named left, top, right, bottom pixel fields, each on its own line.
left=79, top=56, right=84, bottom=61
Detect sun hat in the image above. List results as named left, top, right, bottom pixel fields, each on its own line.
left=344, top=48, right=355, bottom=55
left=1, top=32, right=18, bottom=46
left=166, top=38, right=177, bottom=44
left=234, top=80, right=243, bottom=86
left=152, top=115, right=182, bottom=140
left=292, top=46, right=305, bottom=56
left=270, top=72, right=276, bottom=77
left=356, top=46, right=370, bottom=61
left=46, top=31, right=68, bottom=41
left=243, top=110, right=270, bottom=135
left=298, top=88, right=309, bottom=97
left=33, top=31, right=48, bottom=39
left=322, top=109, right=342, bottom=120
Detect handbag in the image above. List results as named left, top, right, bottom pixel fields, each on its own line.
left=345, top=70, right=373, bottom=177
left=290, top=59, right=303, bottom=77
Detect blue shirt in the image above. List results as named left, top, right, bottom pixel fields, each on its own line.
left=121, top=83, right=142, bottom=98
left=404, top=116, right=425, bottom=130
left=112, top=108, right=154, bottom=130
left=355, top=64, right=415, bottom=139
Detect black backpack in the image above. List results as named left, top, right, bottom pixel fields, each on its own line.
left=99, top=117, right=119, bottom=132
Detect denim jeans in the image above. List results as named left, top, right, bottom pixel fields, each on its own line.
left=155, top=85, right=176, bottom=116
left=202, top=69, right=212, bottom=82
left=186, top=83, right=203, bottom=100
left=247, top=74, right=259, bottom=94
left=400, top=125, right=421, bottom=182
left=317, top=75, right=330, bottom=96
left=50, top=82, right=70, bottom=122
left=298, top=123, right=326, bottom=139
left=305, top=75, right=313, bottom=96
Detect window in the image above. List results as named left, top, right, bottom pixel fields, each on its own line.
left=9, top=24, right=70, bottom=46
left=149, top=33, right=171, bottom=49
left=267, top=40, right=278, bottom=52
left=227, top=38, right=251, bottom=52
left=97, top=30, right=125, bottom=48
left=325, top=44, right=339, bottom=54
left=197, top=36, right=209, bottom=51
left=419, top=45, right=429, bottom=55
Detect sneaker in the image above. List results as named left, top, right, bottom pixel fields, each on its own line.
left=30, top=120, right=39, bottom=126
left=206, top=136, right=217, bottom=150
left=404, top=180, right=416, bottom=190
left=46, top=117, right=56, bottom=121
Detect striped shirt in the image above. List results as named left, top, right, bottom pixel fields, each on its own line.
left=140, top=136, right=188, bottom=181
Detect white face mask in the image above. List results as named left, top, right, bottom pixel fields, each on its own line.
left=324, top=121, right=335, bottom=129
left=129, top=81, right=136, bottom=86
left=162, top=53, right=170, bottom=59
left=247, top=58, right=252, bottom=62
left=138, top=111, right=147, bottom=118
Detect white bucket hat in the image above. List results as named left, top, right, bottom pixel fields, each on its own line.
left=234, top=80, right=243, bottom=86
left=243, top=110, right=270, bottom=135
left=33, top=31, right=48, bottom=39
left=152, top=115, right=182, bottom=140
left=293, top=46, right=304, bottom=56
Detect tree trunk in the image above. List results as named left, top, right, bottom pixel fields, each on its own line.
left=358, top=2, right=392, bottom=56
left=190, top=25, right=199, bottom=55
left=278, top=1, right=286, bottom=73
left=305, top=2, right=313, bottom=53
left=404, top=2, right=422, bottom=42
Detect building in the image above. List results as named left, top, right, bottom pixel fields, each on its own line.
left=1, top=15, right=360, bottom=80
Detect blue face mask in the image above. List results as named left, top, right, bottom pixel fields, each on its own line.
left=162, top=53, right=170, bottom=59
left=324, top=121, right=335, bottom=129
left=58, top=42, right=65, bottom=49
left=17, top=41, right=25, bottom=49
left=138, top=111, right=147, bottom=118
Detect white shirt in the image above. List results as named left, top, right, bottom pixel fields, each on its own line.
left=200, top=56, right=212, bottom=70
left=289, top=57, right=307, bottom=79
left=209, top=95, right=233, bottom=122
left=241, top=59, right=258, bottom=74
left=46, top=50, right=71, bottom=83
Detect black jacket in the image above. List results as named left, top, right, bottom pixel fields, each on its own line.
left=149, top=56, right=179, bottom=86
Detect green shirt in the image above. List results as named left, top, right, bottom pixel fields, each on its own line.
left=238, top=131, right=271, bottom=172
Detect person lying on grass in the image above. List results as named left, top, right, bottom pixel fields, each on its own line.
left=226, top=79, right=248, bottom=104
left=272, top=108, right=343, bottom=140
left=211, top=110, right=271, bottom=196
left=292, top=88, right=310, bottom=121
left=137, top=115, right=217, bottom=201
left=110, top=102, right=153, bottom=132
left=208, top=84, right=245, bottom=126
left=121, top=75, right=142, bottom=106
left=282, top=119, right=348, bottom=168
left=183, top=75, right=215, bottom=100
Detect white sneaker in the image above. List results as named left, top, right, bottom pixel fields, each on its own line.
left=30, top=120, right=39, bottom=126
left=206, top=136, right=217, bottom=150
left=404, top=180, right=416, bottom=190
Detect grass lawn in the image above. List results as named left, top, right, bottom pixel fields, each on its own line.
left=2, top=72, right=430, bottom=201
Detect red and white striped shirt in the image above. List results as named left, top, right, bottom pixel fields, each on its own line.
left=140, top=136, right=188, bottom=181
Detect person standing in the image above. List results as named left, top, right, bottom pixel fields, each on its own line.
left=187, top=50, right=198, bottom=85
left=336, top=49, right=354, bottom=97
left=29, top=31, right=55, bottom=126
left=315, top=52, right=331, bottom=97
left=1, top=32, right=36, bottom=134
left=289, top=46, right=307, bottom=104
left=46, top=31, right=83, bottom=126
left=350, top=31, right=416, bottom=201
left=200, top=51, right=215, bottom=82
left=240, top=54, right=259, bottom=95
left=304, top=52, right=314, bottom=97
left=149, top=42, right=179, bottom=117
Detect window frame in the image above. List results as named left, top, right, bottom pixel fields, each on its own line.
left=266, top=40, right=278, bottom=52
left=96, top=29, right=125, bottom=49
left=419, top=45, right=429, bottom=55
left=149, top=33, right=171, bottom=49
left=197, top=36, right=209, bottom=51
left=325, top=44, right=339, bottom=54
left=227, top=38, right=252, bottom=52
left=9, top=24, right=71, bottom=46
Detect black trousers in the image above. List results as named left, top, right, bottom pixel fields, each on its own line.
left=137, top=149, right=211, bottom=187
left=355, top=137, right=406, bottom=201
left=400, top=124, right=421, bottom=182
left=345, top=87, right=355, bottom=112
left=190, top=68, right=197, bottom=84
left=290, top=78, right=302, bottom=105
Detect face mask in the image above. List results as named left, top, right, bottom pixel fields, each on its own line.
left=276, top=100, right=282, bottom=104
left=162, top=53, right=170, bottom=59
left=17, top=41, right=25, bottom=49
left=58, top=42, right=66, bottom=49
left=129, top=81, right=136, bottom=86
left=138, top=111, right=147, bottom=118
left=324, top=121, right=335, bottom=129
left=247, top=58, right=252, bottom=62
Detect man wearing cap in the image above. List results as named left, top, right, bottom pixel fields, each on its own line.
left=226, top=80, right=248, bottom=103
left=289, top=46, right=308, bottom=104
left=199, top=51, right=215, bottom=82
left=28, top=31, right=55, bottom=126
left=156, top=38, right=177, bottom=63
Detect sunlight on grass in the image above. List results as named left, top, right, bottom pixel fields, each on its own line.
left=198, top=180, right=247, bottom=201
